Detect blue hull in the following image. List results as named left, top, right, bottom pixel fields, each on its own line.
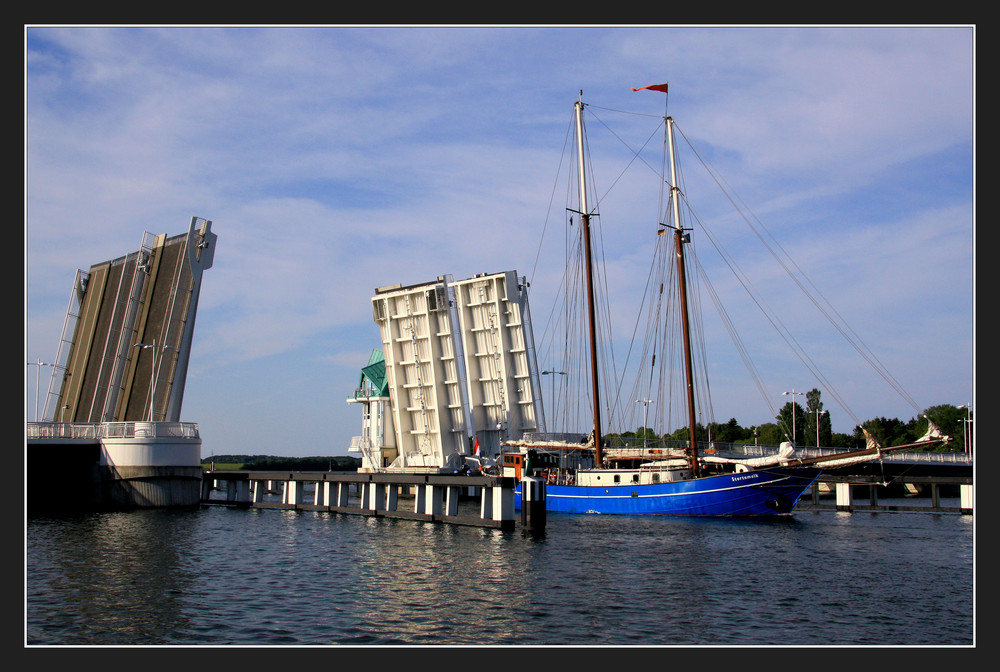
left=515, top=467, right=821, bottom=516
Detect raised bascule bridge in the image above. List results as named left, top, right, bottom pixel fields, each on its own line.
left=27, top=217, right=216, bottom=511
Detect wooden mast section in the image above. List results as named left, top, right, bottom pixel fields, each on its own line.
left=574, top=96, right=603, bottom=468
left=666, top=115, right=701, bottom=478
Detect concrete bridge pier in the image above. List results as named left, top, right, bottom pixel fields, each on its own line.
left=960, top=483, right=973, bottom=515
left=481, top=482, right=514, bottom=522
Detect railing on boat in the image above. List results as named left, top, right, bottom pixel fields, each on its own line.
left=519, top=433, right=971, bottom=464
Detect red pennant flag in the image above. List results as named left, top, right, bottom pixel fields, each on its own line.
left=631, top=83, right=669, bottom=93
left=473, top=436, right=480, bottom=456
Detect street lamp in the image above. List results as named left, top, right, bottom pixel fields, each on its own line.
left=782, top=389, right=804, bottom=445
left=814, top=409, right=827, bottom=447
left=958, top=403, right=972, bottom=456
left=635, top=398, right=654, bottom=447
left=134, top=339, right=174, bottom=421
left=541, top=369, right=565, bottom=433
left=26, top=359, right=55, bottom=422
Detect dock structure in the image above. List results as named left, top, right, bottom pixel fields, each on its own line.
left=798, top=474, right=973, bottom=515
left=793, top=446, right=974, bottom=514
left=202, top=471, right=519, bottom=530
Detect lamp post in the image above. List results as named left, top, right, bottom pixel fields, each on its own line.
left=958, top=403, right=972, bottom=456
left=782, top=389, right=804, bottom=445
left=814, top=409, right=827, bottom=447
left=26, top=359, right=55, bottom=422
left=635, top=398, right=654, bottom=447
left=541, top=369, right=565, bottom=433
left=134, top=339, right=173, bottom=421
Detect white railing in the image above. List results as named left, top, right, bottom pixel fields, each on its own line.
left=518, top=436, right=972, bottom=465
left=727, top=444, right=972, bottom=464
left=26, top=421, right=200, bottom=440
left=348, top=435, right=380, bottom=470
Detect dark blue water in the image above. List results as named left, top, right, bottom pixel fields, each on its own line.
left=26, top=503, right=973, bottom=646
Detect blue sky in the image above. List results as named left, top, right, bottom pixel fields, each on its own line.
left=25, top=26, right=974, bottom=457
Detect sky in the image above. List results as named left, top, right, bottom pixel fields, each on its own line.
left=25, top=25, right=975, bottom=457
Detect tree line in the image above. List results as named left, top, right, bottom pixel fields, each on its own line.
left=615, top=390, right=972, bottom=452
left=202, top=455, right=362, bottom=471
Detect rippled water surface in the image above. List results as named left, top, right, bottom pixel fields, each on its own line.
left=26, top=503, right=974, bottom=646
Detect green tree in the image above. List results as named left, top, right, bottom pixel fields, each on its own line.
left=775, top=401, right=805, bottom=445
left=830, top=431, right=855, bottom=449
left=755, top=422, right=785, bottom=446
left=922, top=404, right=972, bottom=453
left=851, top=405, right=968, bottom=453
left=707, top=418, right=746, bottom=443
left=803, top=388, right=832, bottom=447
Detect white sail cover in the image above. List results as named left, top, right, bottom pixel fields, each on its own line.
left=702, top=441, right=798, bottom=468
left=917, top=416, right=947, bottom=443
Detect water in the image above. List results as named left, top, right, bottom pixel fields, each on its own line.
left=26, top=502, right=974, bottom=646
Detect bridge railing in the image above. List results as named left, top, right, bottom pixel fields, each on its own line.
left=520, top=436, right=972, bottom=465
left=725, top=444, right=972, bottom=464
left=26, top=421, right=200, bottom=440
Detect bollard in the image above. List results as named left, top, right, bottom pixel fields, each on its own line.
left=520, top=476, right=546, bottom=533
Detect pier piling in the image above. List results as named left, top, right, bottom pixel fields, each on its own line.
left=203, top=470, right=519, bottom=530
left=520, top=476, right=546, bottom=533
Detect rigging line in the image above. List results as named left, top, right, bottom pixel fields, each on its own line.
left=526, top=122, right=578, bottom=427
left=665, top=128, right=858, bottom=426
left=528, top=113, right=576, bottom=287
left=532, top=117, right=581, bottom=388
left=583, top=103, right=663, bottom=119
left=593, top=236, right=620, bottom=430
left=585, top=106, right=665, bottom=206
left=670, top=152, right=716, bottom=432
left=686, top=244, right=716, bottom=428
left=577, top=104, right=678, bottom=433
left=669, top=126, right=860, bottom=422
left=674, top=122, right=922, bottom=416
left=534, top=224, right=572, bottom=359
left=726, top=268, right=853, bottom=429
left=587, top=116, right=674, bottom=432
left=621, top=233, right=683, bottom=435
left=610, top=124, right=677, bottom=433
left=688, top=196, right=860, bottom=428
left=608, top=228, right=664, bottom=432
left=527, top=120, right=577, bottom=432
left=658, top=241, right=682, bottom=433
left=642, top=248, right=665, bottom=426
left=578, top=118, right=625, bottom=434
left=691, top=250, right=776, bottom=421
left=562, top=224, right=592, bottom=430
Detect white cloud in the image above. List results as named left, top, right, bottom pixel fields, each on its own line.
left=25, top=25, right=974, bottom=450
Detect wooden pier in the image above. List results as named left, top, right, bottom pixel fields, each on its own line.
left=796, top=474, right=973, bottom=514
left=201, top=470, right=520, bottom=530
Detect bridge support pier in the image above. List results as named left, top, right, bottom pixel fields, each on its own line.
left=835, top=482, right=852, bottom=511
left=960, top=483, right=973, bottom=515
